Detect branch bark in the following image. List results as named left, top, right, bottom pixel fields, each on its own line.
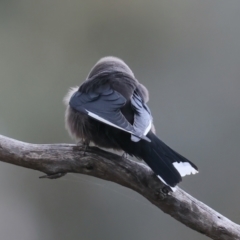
left=0, top=134, right=239, bottom=240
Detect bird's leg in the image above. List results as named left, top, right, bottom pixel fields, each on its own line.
left=161, top=185, right=172, bottom=195
left=122, top=152, right=129, bottom=159
left=78, top=139, right=90, bottom=156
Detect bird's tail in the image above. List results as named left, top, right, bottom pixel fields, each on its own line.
left=120, top=131, right=198, bottom=190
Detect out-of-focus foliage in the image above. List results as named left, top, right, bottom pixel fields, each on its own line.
left=0, top=1, right=240, bottom=239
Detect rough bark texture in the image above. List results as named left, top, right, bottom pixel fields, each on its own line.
left=0, top=134, right=239, bottom=240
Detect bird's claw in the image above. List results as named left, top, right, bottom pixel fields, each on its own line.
left=122, top=152, right=129, bottom=159
left=161, top=185, right=172, bottom=195
left=78, top=139, right=90, bottom=156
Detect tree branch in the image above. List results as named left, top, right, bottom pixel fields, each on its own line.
left=0, top=134, right=239, bottom=239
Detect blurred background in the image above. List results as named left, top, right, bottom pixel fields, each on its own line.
left=0, top=0, right=240, bottom=239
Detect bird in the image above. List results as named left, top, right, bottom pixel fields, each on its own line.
left=64, top=56, right=198, bottom=191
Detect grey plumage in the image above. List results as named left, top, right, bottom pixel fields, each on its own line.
left=64, top=56, right=198, bottom=189
left=64, top=56, right=153, bottom=144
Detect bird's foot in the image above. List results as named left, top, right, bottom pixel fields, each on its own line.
left=78, top=139, right=90, bottom=156
left=122, top=152, right=129, bottom=159
left=161, top=185, right=173, bottom=195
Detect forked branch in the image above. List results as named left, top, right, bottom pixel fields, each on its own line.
left=0, top=134, right=239, bottom=240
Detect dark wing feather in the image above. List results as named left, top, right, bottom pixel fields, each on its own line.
left=69, top=85, right=150, bottom=141
left=131, top=91, right=152, bottom=142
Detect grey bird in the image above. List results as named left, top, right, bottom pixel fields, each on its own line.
left=64, top=56, right=198, bottom=191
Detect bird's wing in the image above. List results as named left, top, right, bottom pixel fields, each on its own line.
left=130, top=91, right=153, bottom=142
left=69, top=85, right=150, bottom=142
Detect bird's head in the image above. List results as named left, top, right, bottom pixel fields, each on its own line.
left=87, top=56, right=135, bottom=79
